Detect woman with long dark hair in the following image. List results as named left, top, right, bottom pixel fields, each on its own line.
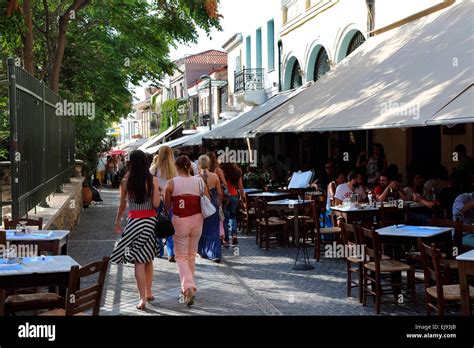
left=111, top=150, right=161, bottom=311
left=164, top=156, right=210, bottom=307
left=220, top=162, right=244, bottom=247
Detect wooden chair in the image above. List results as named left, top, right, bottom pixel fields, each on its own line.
left=239, top=193, right=256, bottom=235
left=406, top=219, right=457, bottom=268
left=312, top=202, right=341, bottom=262
left=418, top=240, right=473, bottom=316
left=2, top=219, right=60, bottom=315
left=459, top=258, right=474, bottom=315
left=0, top=230, right=5, bottom=248
left=287, top=197, right=315, bottom=245
left=361, top=227, right=416, bottom=314
left=379, top=205, right=406, bottom=228
left=40, top=257, right=110, bottom=316
left=255, top=199, right=289, bottom=250
left=458, top=224, right=474, bottom=253
left=3, top=218, right=43, bottom=230
left=341, top=222, right=364, bottom=303
left=4, top=292, right=64, bottom=316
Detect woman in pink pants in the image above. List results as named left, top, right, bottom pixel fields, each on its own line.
left=164, top=156, right=209, bottom=307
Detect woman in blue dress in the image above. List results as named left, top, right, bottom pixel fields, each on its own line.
left=197, top=155, right=223, bottom=262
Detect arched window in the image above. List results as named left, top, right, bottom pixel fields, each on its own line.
left=346, top=31, right=366, bottom=57
left=314, top=48, right=330, bottom=81
left=290, top=60, right=302, bottom=89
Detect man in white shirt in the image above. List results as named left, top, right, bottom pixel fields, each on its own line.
left=334, top=171, right=359, bottom=205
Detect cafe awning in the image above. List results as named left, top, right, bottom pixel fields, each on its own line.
left=427, top=84, right=474, bottom=126
left=253, top=1, right=473, bottom=134
left=138, top=122, right=184, bottom=152
left=203, top=88, right=305, bottom=140
left=143, top=133, right=195, bottom=154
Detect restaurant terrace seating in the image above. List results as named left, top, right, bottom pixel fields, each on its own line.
left=406, top=219, right=457, bottom=270
left=239, top=193, right=257, bottom=235
left=40, top=257, right=110, bottom=316
left=340, top=222, right=364, bottom=303
left=418, top=240, right=474, bottom=316
left=361, top=227, right=416, bottom=314
left=312, top=202, right=342, bottom=262
left=255, top=199, right=289, bottom=250
left=3, top=218, right=43, bottom=230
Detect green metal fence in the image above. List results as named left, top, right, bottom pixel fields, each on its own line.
left=7, top=58, right=75, bottom=219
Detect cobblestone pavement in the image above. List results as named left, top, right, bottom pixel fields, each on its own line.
left=69, top=188, right=426, bottom=316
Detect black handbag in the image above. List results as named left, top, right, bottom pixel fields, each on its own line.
left=155, top=201, right=175, bottom=238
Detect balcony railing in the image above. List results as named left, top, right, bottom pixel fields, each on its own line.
left=234, top=68, right=265, bottom=94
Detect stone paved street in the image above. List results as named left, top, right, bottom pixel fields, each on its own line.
left=69, top=188, right=426, bottom=316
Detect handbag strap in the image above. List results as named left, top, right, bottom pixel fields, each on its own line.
left=159, top=200, right=171, bottom=219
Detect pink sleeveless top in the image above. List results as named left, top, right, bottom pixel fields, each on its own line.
left=172, top=176, right=202, bottom=218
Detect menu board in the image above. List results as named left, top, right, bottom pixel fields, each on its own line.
left=288, top=170, right=314, bottom=189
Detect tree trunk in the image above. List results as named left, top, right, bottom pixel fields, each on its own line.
left=22, top=0, right=34, bottom=74
left=49, top=0, right=91, bottom=93
left=49, top=16, right=68, bottom=93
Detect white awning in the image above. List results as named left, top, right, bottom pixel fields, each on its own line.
left=144, top=134, right=194, bottom=154
left=143, top=127, right=217, bottom=154
left=203, top=88, right=305, bottom=139
left=138, top=122, right=184, bottom=151
left=253, top=1, right=473, bottom=134
left=427, top=84, right=474, bottom=126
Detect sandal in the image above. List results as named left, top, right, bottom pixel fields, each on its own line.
left=136, top=300, right=146, bottom=311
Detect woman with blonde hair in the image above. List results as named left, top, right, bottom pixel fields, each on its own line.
left=150, top=146, right=177, bottom=262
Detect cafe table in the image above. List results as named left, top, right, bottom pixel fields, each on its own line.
left=0, top=255, right=79, bottom=315
left=248, top=192, right=290, bottom=202
left=267, top=199, right=315, bottom=244
left=243, top=188, right=263, bottom=194
left=376, top=225, right=454, bottom=259
left=332, top=204, right=379, bottom=224
left=332, top=201, right=426, bottom=224
left=456, top=250, right=474, bottom=315
left=5, top=230, right=70, bottom=255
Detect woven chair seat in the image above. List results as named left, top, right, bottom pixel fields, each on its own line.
left=439, top=259, right=458, bottom=269
left=426, top=284, right=474, bottom=301
left=287, top=215, right=312, bottom=221
left=320, top=227, right=341, bottom=234
left=407, top=251, right=447, bottom=259
left=347, top=256, right=364, bottom=263
left=5, top=293, right=62, bottom=306
left=39, top=308, right=87, bottom=316
left=258, top=217, right=287, bottom=226
left=365, top=259, right=411, bottom=272
left=348, top=254, right=390, bottom=263
left=241, top=208, right=255, bottom=215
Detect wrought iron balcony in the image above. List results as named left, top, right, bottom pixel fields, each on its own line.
left=234, top=68, right=265, bottom=94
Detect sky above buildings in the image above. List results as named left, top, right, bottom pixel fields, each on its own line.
left=132, top=0, right=274, bottom=101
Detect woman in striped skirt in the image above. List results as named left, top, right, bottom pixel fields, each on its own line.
left=111, top=150, right=161, bottom=311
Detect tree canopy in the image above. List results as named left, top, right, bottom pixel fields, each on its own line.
left=0, top=0, right=222, bottom=171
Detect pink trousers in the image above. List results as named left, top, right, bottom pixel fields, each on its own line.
left=172, top=214, right=203, bottom=293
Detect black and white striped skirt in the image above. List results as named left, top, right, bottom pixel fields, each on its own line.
left=110, top=216, right=159, bottom=264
